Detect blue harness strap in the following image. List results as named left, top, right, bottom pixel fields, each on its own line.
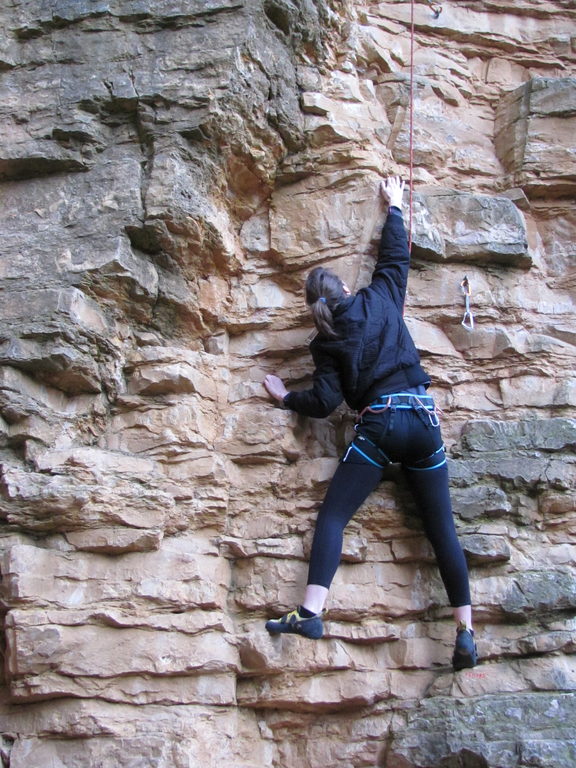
left=405, top=443, right=447, bottom=471
left=341, top=434, right=390, bottom=469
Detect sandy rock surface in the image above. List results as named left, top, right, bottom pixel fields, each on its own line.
left=0, top=1, right=575, bottom=766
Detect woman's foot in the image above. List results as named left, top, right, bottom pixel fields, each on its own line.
left=265, top=606, right=324, bottom=639
left=452, top=621, right=478, bottom=670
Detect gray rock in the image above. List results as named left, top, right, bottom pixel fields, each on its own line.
left=502, top=572, right=576, bottom=618
left=458, top=418, right=576, bottom=454
left=451, top=485, right=512, bottom=521
left=0, top=336, right=101, bottom=394
left=460, top=533, right=511, bottom=565
left=449, top=456, right=552, bottom=492
left=389, top=693, right=576, bottom=768
left=411, top=188, right=530, bottom=267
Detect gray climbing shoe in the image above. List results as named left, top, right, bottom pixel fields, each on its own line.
left=265, top=606, right=324, bottom=639
left=452, top=622, right=478, bottom=670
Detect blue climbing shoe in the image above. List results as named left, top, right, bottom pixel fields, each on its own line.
left=452, top=622, right=478, bottom=670
left=265, top=606, right=324, bottom=639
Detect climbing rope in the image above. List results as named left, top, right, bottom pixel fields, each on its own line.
left=407, top=0, right=443, bottom=252
left=408, top=0, right=415, bottom=252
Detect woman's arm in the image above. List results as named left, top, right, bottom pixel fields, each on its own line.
left=264, top=349, right=344, bottom=418
left=370, top=177, right=410, bottom=309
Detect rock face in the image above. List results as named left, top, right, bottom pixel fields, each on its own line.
left=495, top=77, right=576, bottom=198
left=0, top=2, right=575, bottom=767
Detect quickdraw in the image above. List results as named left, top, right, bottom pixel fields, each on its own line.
left=460, top=276, right=474, bottom=331
left=425, top=1, right=443, bottom=18
left=408, top=0, right=415, bottom=252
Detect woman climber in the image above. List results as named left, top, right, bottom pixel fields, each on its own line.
left=263, top=176, right=477, bottom=671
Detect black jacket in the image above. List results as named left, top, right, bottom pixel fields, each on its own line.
left=284, top=209, right=429, bottom=418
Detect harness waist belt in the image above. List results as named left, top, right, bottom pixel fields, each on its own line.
left=357, top=391, right=441, bottom=427
left=371, top=392, right=435, bottom=409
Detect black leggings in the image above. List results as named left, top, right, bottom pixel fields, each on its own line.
left=307, top=398, right=471, bottom=607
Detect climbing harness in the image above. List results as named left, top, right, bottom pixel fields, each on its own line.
left=342, top=434, right=391, bottom=469
left=356, top=392, right=442, bottom=428
left=347, top=393, right=445, bottom=471
left=460, top=276, right=474, bottom=331
left=405, top=442, right=447, bottom=471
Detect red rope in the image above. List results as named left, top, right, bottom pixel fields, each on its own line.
left=408, top=0, right=415, bottom=253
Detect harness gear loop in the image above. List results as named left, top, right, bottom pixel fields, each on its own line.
left=460, top=276, right=474, bottom=331
left=357, top=395, right=392, bottom=422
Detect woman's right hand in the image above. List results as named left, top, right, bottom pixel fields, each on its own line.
left=380, top=176, right=405, bottom=209
left=264, top=374, right=289, bottom=403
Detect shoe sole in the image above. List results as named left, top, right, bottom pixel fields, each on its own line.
left=265, top=621, right=323, bottom=639
left=453, top=651, right=478, bottom=671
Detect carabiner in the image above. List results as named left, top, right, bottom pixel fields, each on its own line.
left=460, top=276, right=474, bottom=331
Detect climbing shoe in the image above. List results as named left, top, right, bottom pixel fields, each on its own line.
left=265, top=606, right=324, bottom=639
left=452, top=622, right=478, bottom=671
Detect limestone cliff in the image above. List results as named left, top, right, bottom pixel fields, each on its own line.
left=0, top=1, right=575, bottom=766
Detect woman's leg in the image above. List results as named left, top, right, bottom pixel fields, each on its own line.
left=400, top=410, right=476, bottom=668
left=404, top=460, right=477, bottom=667
left=304, top=459, right=383, bottom=613
left=453, top=604, right=473, bottom=629
left=403, top=461, right=472, bottom=618
left=302, top=584, right=329, bottom=615
left=265, top=457, right=382, bottom=638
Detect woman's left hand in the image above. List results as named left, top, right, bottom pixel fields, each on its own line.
left=264, top=374, right=289, bottom=403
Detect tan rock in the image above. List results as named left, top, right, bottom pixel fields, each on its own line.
left=125, top=346, right=226, bottom=399
left=0, top=702, right=268, bottom=766
left=2, top=542, right=230, bottom=610
left=495, top=77, right=576, bottom=197
left=103, top=399, right=220, bottom=456
left=64, top=527, right=163, bottom=554
left=404, top=316, right=462, bottom=358
left=217, top=404, right=303, bottom=463
left=1, top=0, right=575, bottom=765
left=5, top=615, right=238, bottom=679
left=237, top=669, right=391, bottom=711
left=9, top=671, right=237, bottom=706
left=387, top=636, right=446, bottom=669
left=500, top=375, right=576, bottom=407
left=32, top=446, right=158, bottom=480
left=0, top=463, right=174, bottom=533
left=268, top=171, right=384, bottom=274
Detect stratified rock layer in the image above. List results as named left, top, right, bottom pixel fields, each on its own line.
left=0, top=2, right=575, bottom=767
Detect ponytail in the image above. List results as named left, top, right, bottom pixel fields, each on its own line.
left=311, top=297, right=337, bottom=338
left=305, top=267, right=346, bottom=339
